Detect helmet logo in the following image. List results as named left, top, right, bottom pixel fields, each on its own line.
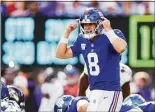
left=84, top=15, right=88, bottom=21
left=84, top=9, right=89, bottom=21
left=85, top=9, right=89, bottom=16
left=81, top=43, right=86, bottom=50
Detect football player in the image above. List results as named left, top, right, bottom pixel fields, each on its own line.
left=79, top=63, right=132, bottom=100
left=1, top=82, right=21, bottom=111
left=63, top=64, right=79, bottom=96
left=54, top=95, right=89, bottom=112
left=120, top=94, right=155, bottom=112
left=130, top=101, right=155, bottom=111
left=54, top=94, right=155, bottom=112
left=56, top=7, right=127, bottom=111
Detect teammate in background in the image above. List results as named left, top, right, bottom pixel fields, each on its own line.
left=63, top=64, right=80, bottom=96
left=120, top=94, right=155, bottom=112
left=79, top=63, right=132, bottom=100
left=54, top=95, right=89, bottom=112
left=1, top=81, right=22, bottom=111
left=56, top=7, right=127, bottom=111
left=54, top=94, right=155, bottom=112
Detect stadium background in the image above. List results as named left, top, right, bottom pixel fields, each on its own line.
left=1, top=1, right=155, bottom=112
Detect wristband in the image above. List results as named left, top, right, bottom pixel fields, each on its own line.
left=106, top=30, right=119, bottom=43
left=60, top=37, right=68, bottom=44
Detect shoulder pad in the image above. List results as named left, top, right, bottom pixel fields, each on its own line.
left=120, top=63, right=132, bottom=86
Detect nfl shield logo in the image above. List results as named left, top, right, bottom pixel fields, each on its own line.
left=81, top=44, right=86, bottom=50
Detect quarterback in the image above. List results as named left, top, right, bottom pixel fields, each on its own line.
left=56, top=7, right=127, bottom=111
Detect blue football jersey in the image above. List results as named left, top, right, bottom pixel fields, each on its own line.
left=120, top=101, right=155, bottom=112
left=54, top=95, right=88, bottom=112
left=70, top=29, right=126, bottom=91
left=138, top=101, right=155, bottom=112
left=68, top=96, right=89, bottom=112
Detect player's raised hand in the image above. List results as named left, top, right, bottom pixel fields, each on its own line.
left=66, top=19, right=79, bottom=33
left=101, top=17, right=112, bottom=31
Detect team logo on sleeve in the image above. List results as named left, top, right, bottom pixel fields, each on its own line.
left=81, top=43, right=86, bottom=50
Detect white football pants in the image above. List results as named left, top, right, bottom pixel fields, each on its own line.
left=86, top=90, right=123, bottom=112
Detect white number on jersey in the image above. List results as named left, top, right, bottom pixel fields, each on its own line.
left=87, top=53, right=100, bottom=76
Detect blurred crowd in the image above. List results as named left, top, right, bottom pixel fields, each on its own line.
left=1, top=64, right=80, bottom=111
left=1, top=1, right=154, bottom=17
left=1, top=64, right=155, bottom=112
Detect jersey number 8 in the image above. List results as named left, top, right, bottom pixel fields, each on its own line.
left=87, top=53, right=100, bottom=76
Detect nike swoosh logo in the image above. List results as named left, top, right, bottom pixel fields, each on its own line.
left=103, top=97, right=108, bottom=99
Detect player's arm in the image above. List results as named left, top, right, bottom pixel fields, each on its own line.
left=108, top=33, right=127, bottom=53
left=122, top=82, right=130, bottom=100
left=102, top=18, right=127, bottom=53
left=78, top=72, right=89, bottom=96
left=56, top=20, right=78, bottom=59
left=77, top=99, right=88, bottom=112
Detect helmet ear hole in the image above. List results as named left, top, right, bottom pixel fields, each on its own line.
left=95, top=30, right=98, bottom=35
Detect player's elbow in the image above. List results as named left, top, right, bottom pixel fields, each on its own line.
left=56, top=49, right=65, bottom=59
left=56, top=50, right=60, bottom=58
left=116, top=41, right=127, bottom=53
left=56, top=52, right=64, bottom=59
left=113, top=38, right=127, bottom=53
left=78, top=105, right=88, bottom=112
left=77, top=100, right=88, bottom=112
left=117, top=47, right=126, bottom=54
left=117, top=45, right=126, bottom=53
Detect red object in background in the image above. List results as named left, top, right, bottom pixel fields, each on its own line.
left=7, top=3, right=16, bottom=14
left=64, top=84, right=78, bottom=97
left=20, top=72, right=28, bottom=78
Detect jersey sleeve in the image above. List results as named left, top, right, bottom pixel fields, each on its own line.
left=70, top=35, right=82, bottom=57
left=114, top=29, right=127, bottom=42
left=139, top=101, right=155, bottom=112
left=110, top=29, right=127, bottom=53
